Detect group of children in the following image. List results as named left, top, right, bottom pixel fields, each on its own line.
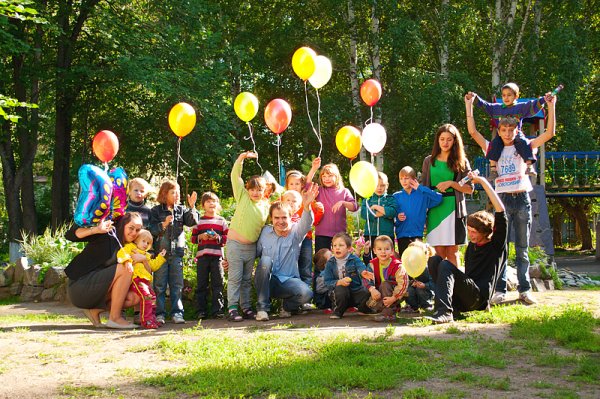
left=115, top=81, right=551, bottom=328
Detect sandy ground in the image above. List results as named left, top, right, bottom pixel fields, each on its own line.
left=0, top=289, right=598, bottom=399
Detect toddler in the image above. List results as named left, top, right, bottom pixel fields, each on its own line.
left=312, top=248, right=332, bottom=310
left=191, top=192, right=228, bottom=319
left=117, top=229, right=166, bottom=329
left=402, top=241, right=435, bottom=312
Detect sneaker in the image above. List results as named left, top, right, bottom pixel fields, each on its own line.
left=526, top=164, right=538, bottom=177
left=279, top=309, right=292, bottom=318
left=195, top=311, right=207, bottom=320
left=489, top=292, right=506, bottom=305
left=347, top=307, right=359, bottom=313
left=302, top=303, right=316, bottom=311
left=424, top=312, right=454, bottom=324
left=519, top=290, right=537, bottom=304
left=156, top=315, right=166, bottom=326
left=228, top=309, right=243, bottom=322
left=323, top=308, right=333, bottom=315
left=374, top=314, right=395, bottom=322
left=241, top=309, right=256, bottom=320
left=256, top=311, right=269, bottom=321
left=141, top=320, right=159, bottom=329
left=213, top=312, right=225, bottom=319
left=172, top=314, right=186, bottom=324
left=329, top=313, right=342, bottom=319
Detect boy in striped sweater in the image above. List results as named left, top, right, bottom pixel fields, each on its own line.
left=191, top=192, right=229, bottom=319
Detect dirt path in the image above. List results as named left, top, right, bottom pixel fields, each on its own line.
left=0, top=289, right=598, bottom=398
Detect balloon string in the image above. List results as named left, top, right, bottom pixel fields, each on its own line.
left=316, top=89, right=323, bottom=158
left=276, top=135, right=282, bottom=183
left=107, top=227, right=123, bottom=250
left=103, top=162, right=108, bottom=172
left=365, top=107, right=374, bottom=126
left=176, top=137, right=181, bottom=182
left=349, top=158, right=360, bottom=239
left=304, top=81, right=320, bottom=156
left=244, top=122, right=262, bottom=172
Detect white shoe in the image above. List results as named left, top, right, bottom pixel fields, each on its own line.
left=156, top=315, right=165, bottom=326
left=279, top=309, right=292, bottom=318
left=256, top=311, right=269, bottom=321
left=489, top=292, right=506, bottom=305
left=519, top=290, right=537, bottom=305
left=301, top=303, right=316, bottom=311
left=172, top=314, right=186, bottom=324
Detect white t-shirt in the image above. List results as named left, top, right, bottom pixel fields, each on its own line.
left=484, top=140, right=533, bottom=193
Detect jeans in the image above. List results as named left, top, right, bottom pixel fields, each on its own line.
left=405, top=285, right=433, bottom=310
left=298, top=238, right=313, bottom=286
left=226, top=240, right=256, bottom=311
left=495, top=192, right=532, bottom=293
left=195, top=256, right=224, bottom=315
left=428, top=256, right=483, bottom=315
left=154, top=256, right=184, bottom=317
left=255, top=256, right=313, bottom=312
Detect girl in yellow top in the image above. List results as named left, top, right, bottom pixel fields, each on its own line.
left=226, top=151, right=270, bottom=321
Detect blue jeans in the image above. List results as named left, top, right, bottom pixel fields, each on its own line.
left=153, top=256, right=184, bottom=317
left=255, top=256, right=313, bottom=312
left=405, top=286, right=433, bottom=310
left=496, top=192, right=532, bottom=293
left=226, top=240, right=256, bottom=311
left=298, top=238, right=313, bottom=286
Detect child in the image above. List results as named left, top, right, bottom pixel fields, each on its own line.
left=402, top=241, right=435, bottom=312
left=313, top=161, right=358, bottom=253
left=471, top=82, right=547, bottom=178
left=366, top=235, right=409, bottom=322
left=392, top=166, right=442, bottom=256
left=148, top=180, right=199, bottom=325
left=322, top=232, right=376, bottom=319
left=126, top=178, right=152, bottom=227
left=190, top=192, right=228, bottom=319
left=226, top=151, right=270, bottom=322
left=117, top=229, right=166, bottom=329
left=360, top=172, right=397, bottom=263
left=284, top=163, right=324, bottom=296
left=312, top=248, right=332, bottom=310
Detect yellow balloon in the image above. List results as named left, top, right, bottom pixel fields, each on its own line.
left=336, top=125, right=362, bottom=159
left=349, top=161, right=378, bottom=198
left=168, top=102, right=196, bottom=137
left=308, top=55, right=332, bottom=89
left=401, top=246, right=427, bottom=278
left=292, top=47, right=317, bottom=81
left=234, top=92, right=259, bottom=122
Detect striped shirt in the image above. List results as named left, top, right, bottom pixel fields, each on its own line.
left=191, top=215, right=228, bottom=258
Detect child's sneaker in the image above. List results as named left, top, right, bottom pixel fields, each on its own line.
left=228, top=309, right=243, bottom=322
left=329, top=313, right=342, bottom=319
left=213, top=312, right=225, bottom=319
left=347, top=307, right=359, bottom=313
left=241, top=309, right=256, bottom=320
left=526, top=164, right=538, bottom=177
left=278, top=309, right=292, bottom=318
left=323, top=308, right=333, bottom=315
left=156, top=315, right=165, bottom=326
left=195, top=311, right=207, bottom=320
left=141, top=320, right=158, bottom=329
left=172, top=314, right=186, bottom=324
left=256, top=311, right=269, bottom=321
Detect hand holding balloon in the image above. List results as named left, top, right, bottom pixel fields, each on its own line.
left=187, top=191, right=197, bottom=209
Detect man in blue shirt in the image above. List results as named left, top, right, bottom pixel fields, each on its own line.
left=254, top=183, right=319, bottom=321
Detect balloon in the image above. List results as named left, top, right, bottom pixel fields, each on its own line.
left=401, top=246, right=427, bottom=278
left=349, top=161, right=378, bottom=198
left=234, top=92, right=259, bottom=122
left=362, top=123, right=387, bottom=154
left=264, top=99, right=292, bottom=134
left=360, top=79, right=382, bottom=106
left=336, top=125, right=362, bottom=159
left=168, top=102, right=196, bottom=137
left=109, top=167, right=128, bottom=220
left=308, top=55, right=332, bottom=89
left=92, top=130, right=119, bottom=163
left=74, top=164, right=112, bottom=227
left=291, top=47, right=317, bottom=81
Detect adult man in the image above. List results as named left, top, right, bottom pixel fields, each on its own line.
left=464, top=92, right=556, bottom=305
left=254, top=183, right=319, bottom=321
left=425, top=173, right=507, bottom=324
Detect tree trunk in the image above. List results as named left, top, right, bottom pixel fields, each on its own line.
left=550, top=212, right=563, bottom=248
left=0, top=122, right=23, bottom=242
left=557, top=198, right=593, bottom=250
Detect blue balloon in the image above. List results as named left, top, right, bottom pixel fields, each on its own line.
left=74, top=165, right=112, bottom=227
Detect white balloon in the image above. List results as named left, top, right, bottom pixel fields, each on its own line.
left=308, top=56, right=332, bottom=89
left=362, top=123, right=386, bottom=154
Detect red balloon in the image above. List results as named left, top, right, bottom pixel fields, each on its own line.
left=360, top=79, right=382, bottom=107
left=92, top=130, right=119, bottom=163
left=264, top=99, right=292, bottom=134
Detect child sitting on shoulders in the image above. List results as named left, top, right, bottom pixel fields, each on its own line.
left=365, top=235, right=409, bottom=322
left=190, top=192, right=228, bottom=319
left=401, top=241, right=436, bottom=313
left=117, top=229, right=166, bottom=329
left=470, top=82, right=547, bottom=178
left=322, top=232, right=376, bottom=319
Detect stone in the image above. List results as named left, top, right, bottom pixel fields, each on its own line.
left=10, top=283, right=22, bottom=296
left=23, top=264, right=42, bottom=286
left=40, top=288, right=56, bottom=302
left=0, top=273, right=6, bottom=287
left=0, top=286, right=12, bottom=300
left=20, top=285, right=44, bottom=302
left=13, top=257, right=28, bottom=283
left=506, top=266, right=518, bottom=291
left=43, top=267, right=66, bottom=288
left=543, top=280, right=555, bottom=290
left=529, top=265, right=543, bottom=279
left=4, top=264, right=14, bottom=281
left=56, top=283, right=70, bottom=304
left=531, top=278, right=546, bottom=292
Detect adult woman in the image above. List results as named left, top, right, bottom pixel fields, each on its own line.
left=422, top=124, right=474, bottom=266
left=65, top=212, right=144, bottom=329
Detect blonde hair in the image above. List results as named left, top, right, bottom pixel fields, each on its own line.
left=129, top=178, right=151, bottom=193
left=319, top=163, right=344, bottom=189
left=378, top=172, right=389, bottom=185
left=285, top=170, right=306, bottom=190
left=282, top=190, right=302, bottom=203
left=408, top=240, right=436, bottom=258
left=374, top=235, right=394, bottom=249
left=399, top=166, right=416, bottom=179
left=135, top=229, right=153, bottom=246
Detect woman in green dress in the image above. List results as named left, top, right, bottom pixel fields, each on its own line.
left=421, top=124, right=473, bottom=266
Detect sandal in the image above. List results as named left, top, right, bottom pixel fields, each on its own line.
left=228, top=309, right=243, bottom=322
left=241, top=308, right=256, bottom=319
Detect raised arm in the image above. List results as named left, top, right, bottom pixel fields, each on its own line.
left=531, top=94, right=556, bottom=149
left=471, top=173, right=504, bottom=213
left=305, top=157, right=321, bottom=183
left=465, top=92, right=488, bottom=152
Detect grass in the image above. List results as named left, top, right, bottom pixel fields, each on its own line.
left=0, top=296, right=20, bottom=306
left=0, top=313, right=81, bottom=324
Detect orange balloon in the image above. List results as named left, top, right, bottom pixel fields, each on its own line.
left=92, top=130, right=119, bottom=163
left=264, top=99, right=292, bottom=134
left=360, top=79, right=382, bottom=106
